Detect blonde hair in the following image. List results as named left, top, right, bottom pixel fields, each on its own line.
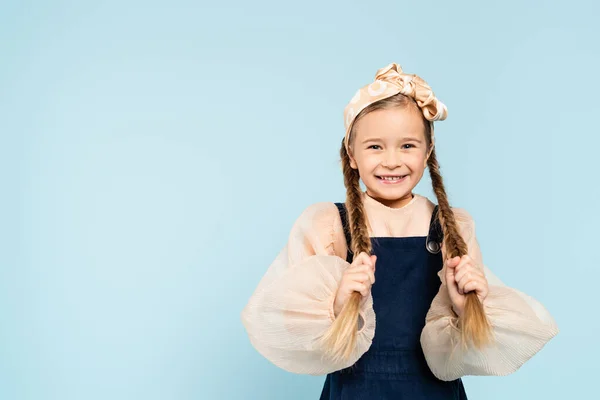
left=320, top=93, right=492, bottom=363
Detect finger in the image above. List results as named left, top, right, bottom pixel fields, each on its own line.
left=455, top=265, right=472, bottom=295
left=353, top=252, right=373, bottom=269
left=455, top=266, right=484, bottom=284
left=360, top=252, right=374, bottom=266
left=457, top=255, right=484, bottom=274
left=459, top=269, right=484, bottom=285
left=466, top=279, right=489, bottom=300
left=345, top=271, right=370, bottom=285
left=351, top=272, right=373, bottom=285
left=445, top=263, right=461, bottom=297
left=452, top=256, right=461, bottom=267
left=453, top=275, right=465, bottom=296
left=454, top=257, right=466, bottom=273
left=459, top=276, right=486, bottom=295
left=463, top=280, right=482, bottom=295
left=364, top=271, right=375, bottom=286
left=349, top=265, right=375, bottom=282
left=348, top=281, right=369, bottom=297
left=445, top=259, right=456, bottom=283
left=350, top=253, right=366, bottom=268
left=370, top=255, right=377, bottom=272
left=454, top=255, right=472, bottom=271
left=457, top=273, right=473, bottom=293
left=455, top=255, right=483, bottom=276
left=455, top=266, right=473, bottom=284
left=356, top=263, right=376, bottom=284
left=461, top=254, right=473, bottom=264
left=348, top=268, right=375, bottom=285
left=351, top=265, right=372, bottom=273
left=445, top=256, right=461, bottom=269
left=446, top=276, right=461, bottom=299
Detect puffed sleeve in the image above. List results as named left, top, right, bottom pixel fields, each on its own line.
left=420, top=208, right=559, bottom=381
left=240, top=202, right=376, bottom=375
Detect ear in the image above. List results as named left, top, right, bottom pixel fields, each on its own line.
left=348, top=150, right=358, bottom=170
left=424, top=142, right=434, bottom=168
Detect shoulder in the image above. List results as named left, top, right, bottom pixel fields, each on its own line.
left=450, top=207, right=476, bottom=241
left=291, top=201, right=347, bottom=258
left=419, top=194, right=476, bottom=240
left=290, top=201, right=344, bottom=240
left=408, top=194, right=476, bottom=221
left=451, top=207, right=475, bottom=225
left=294, top=202, right=341, bottom=229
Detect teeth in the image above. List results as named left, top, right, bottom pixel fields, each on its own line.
left=380, top=176, right=405, bottom=181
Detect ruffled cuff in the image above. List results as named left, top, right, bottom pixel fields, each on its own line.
left=421, top=284, right=559, bottom=381
left=242, top=255, right=375, bottom=375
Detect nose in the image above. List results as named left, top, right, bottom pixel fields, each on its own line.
left=381, top=149, right=402, bottom=168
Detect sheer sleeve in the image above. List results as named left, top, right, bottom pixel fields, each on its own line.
left=420, top=208, right=559, bottom=381
left=241, top=202, right=376, bottom=375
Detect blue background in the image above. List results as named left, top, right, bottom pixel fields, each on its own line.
left=2, top=0, right=597, bottom=398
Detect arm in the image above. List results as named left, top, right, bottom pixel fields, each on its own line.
left=420, top=208, right=559, bottom=381
left=241, top=202, right=376, bottom=375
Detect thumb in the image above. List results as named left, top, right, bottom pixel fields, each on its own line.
left=446, top=256, right=460, bottom=269
left=370, top=255, right=377, bottom=271
left=445, top=259, right=456, bottom=280
left=445, top=257, right=460, bottom=296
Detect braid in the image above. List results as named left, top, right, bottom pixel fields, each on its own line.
left=427, top=147, right=468, bottom=257
left=342, top=144, right=372, bottom=258
left=319, top=139, right=372, bottom=363
left=427, top=147, right=492, bottom=348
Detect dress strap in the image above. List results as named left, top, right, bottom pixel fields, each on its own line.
left=426, top=205, right=444, bottom=254
left=334, top=202, right=354, bottom=262
left=336, top=202, right=443, bottom=257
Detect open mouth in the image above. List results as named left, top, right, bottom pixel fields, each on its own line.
left=376, top=175, right=408, bottom=183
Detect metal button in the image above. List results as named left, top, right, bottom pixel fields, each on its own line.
left=426, top=241, right=440, bottom=254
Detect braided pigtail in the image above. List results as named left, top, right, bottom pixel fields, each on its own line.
left=427, top=146, right=492, bottom=348
left=319, top=138, right=373, bottom=363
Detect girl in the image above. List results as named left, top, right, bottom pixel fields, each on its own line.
left=241, top=63, right=558, bottom=399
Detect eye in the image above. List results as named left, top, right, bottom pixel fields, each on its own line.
left=402, top=143, right=416, bottom=149
left=368, top=145, right=382, bottom=150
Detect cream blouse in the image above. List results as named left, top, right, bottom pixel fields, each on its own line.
left=240, top=192, right=558, bottom=380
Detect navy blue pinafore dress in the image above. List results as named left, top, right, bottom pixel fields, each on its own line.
left=319, top=202, right=468, bottom=400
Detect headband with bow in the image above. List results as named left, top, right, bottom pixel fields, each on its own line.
left=343, top=63, right=448, bottom=151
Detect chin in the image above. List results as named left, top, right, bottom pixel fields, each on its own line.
left=369, top=186, right=413, bottom=202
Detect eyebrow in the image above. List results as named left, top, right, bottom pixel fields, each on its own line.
left=362, top=137, right=423, bottom=144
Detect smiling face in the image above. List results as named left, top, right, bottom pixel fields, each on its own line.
left=348, top=105, right=432, bottom=208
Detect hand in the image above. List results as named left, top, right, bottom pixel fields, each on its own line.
left=333, top=252, right=377, bottom=318
left=445, top=255, right=489, bottom=318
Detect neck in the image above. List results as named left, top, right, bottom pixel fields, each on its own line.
left=365, top=191, right=414, bottom=209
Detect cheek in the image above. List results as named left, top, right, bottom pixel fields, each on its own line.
left=406, top=153, right=428, bottom=171
left=357, top=154, right=380, bottom=170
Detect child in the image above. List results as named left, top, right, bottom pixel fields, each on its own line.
left=241, top=63, right=558, bottom=399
